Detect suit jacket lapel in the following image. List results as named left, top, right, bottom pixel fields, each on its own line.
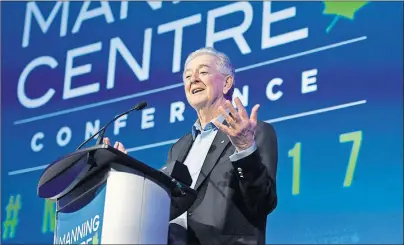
left=176, top=134, right=194, bottom=164
left=194, top=130, right=230, bottom=190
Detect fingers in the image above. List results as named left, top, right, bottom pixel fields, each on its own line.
left=250, top=104, right=260, bottom=122
left=103, top=137, right=111, bottom=145
left=104, top=137, right=127, bottom=154
left=224, top=100, right=240, bottom=122
left=234, top=97, right=248, bottom=119
left=218, top=106, right=237, bottom=129
left=114, top=141, right=128, bottom=154
left=213, top=120, right=233, bottom=136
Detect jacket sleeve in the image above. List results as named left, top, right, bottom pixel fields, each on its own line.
left=230, top=121, right=278, bottom=216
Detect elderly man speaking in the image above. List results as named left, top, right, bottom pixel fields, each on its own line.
left=105, top=47, right=278, bottom=245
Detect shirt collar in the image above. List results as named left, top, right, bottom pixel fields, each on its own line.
left=191, top=110, right=227, bottom=139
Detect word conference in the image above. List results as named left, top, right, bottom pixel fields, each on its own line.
left=29, top=68, right=318, bottom=152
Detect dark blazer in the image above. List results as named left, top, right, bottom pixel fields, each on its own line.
left=166, top=120, right=278, bottom=245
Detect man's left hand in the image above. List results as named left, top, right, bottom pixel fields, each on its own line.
left=213, top=97, right=260, bottom=152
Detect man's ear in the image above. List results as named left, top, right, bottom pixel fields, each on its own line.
left=223, top=76, right=234, bottom=95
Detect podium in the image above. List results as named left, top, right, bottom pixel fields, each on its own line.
left=37, top=144, right=195, bottom=244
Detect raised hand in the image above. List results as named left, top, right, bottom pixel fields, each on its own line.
left=213, top=97, right=260, bottom=152
left=103, top=137, right=128, bottom=154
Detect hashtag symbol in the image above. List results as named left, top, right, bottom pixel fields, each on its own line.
left=2, top=195, right=21, bottom=240
left=92, top=232, right=99, bottom=244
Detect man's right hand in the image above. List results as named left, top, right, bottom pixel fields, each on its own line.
left=103, top=137, right=128, bottom=154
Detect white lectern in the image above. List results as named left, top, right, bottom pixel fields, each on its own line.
left=37, top=144, right=195, bottom=244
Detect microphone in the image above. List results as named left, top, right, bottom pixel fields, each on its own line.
left=76, top=101, right=148, bottom=150
left=161, top=160, right=193, bottom=187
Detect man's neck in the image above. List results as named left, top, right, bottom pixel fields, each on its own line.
left=196, top=98, right=226, bottom=129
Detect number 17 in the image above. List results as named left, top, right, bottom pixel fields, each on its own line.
left=288, top=130, right=363, bottom=195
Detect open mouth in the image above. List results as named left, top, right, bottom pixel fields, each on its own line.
left=192, top=88, right=205, bottom=94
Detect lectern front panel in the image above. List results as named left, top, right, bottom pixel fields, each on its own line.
left=54, top=183, right=106, bottom=244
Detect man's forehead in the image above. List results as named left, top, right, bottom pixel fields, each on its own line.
left=184, top=54, right=217, bottom=71
left=184, top=64, right=210, bottom=71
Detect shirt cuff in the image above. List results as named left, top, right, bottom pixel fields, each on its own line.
left=229, top=142, right=257, bottom=162
left=169, top=212, right=187, bottom=228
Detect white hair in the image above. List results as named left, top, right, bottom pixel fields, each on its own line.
left=184, top=47, right=235, bottom=99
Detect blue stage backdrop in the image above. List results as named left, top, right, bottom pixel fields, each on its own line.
left=1, top=1, right=403, bottom=244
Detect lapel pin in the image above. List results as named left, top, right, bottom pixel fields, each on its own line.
left=221, top=140, right=225, bottom=144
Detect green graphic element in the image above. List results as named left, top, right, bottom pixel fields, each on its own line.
left=2, top=195, right=22, bottom=240
left=92, top=232, right=99, bottom=244
left=42, top=199, right=56, bottom=234
left=339, top=131, right=363, bottom=188
left=323, top=1, right=369, bottom=33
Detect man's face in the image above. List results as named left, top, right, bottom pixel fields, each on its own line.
left=183, top=54, right=229, bottom=110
